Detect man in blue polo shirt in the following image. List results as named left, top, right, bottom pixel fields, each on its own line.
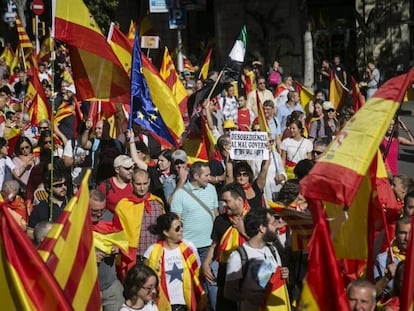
left=276, top=90, right=304, bottom=132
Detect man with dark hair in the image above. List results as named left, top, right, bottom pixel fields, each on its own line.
left=403, top=190, right=414, bottom=217
left=347, top=279, right=376, bottom=311
left=225, top=208, right=289, bottom=310
left=276, top=90, right=304, bottom=132
left=202, top=183, right=249, bottom=311
left=28, top=171, right=68, bottom=228
left=171, top=161, right=219, bottom=262
left=374, top=216, right=412, bottom=299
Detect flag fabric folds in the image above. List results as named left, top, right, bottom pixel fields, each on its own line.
left=53, top=0, right=130, bottom=103
left=199, top=48, right=213, bottom=80
left=329, top=69, right=350, bottom=110
left=14, top=13, right=33, bottom=50
left=299, top=199, right=350, bottom=311
left=351, top=76, right=365, bottom=113
left=37, top=170, right=101, bottom=310
left=0, top=204, right=72, bottom=310
left=160, top=47, right=189, bottom=124
left=25, top=68, right=52, bottom=126
left=0, top=44, right=14, bottom=67
left=295, top=81, right=314, bottom=112
left=107, top=22, right=133, bottom=76
left=130, top=29, right=182, bottom=146
left=300, top=71, right=412, bottom=260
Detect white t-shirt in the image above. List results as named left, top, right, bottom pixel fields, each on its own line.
left=63, top=139, right=89, bottom=185
left=0, top=156, right=16, bottom=189
left=144, top=240, right=199, bottom=306
left=280, top=137, right=313, bottom=164
left=119, top=301, right=158, bottom=311
left=226, top=243, right=281, bottom=311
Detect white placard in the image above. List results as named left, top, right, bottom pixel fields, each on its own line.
left=230, top=131, right=269, bottom=161
left=141, top=36, right=160, bottom=49
left=149, top=0, right=168, bottom=13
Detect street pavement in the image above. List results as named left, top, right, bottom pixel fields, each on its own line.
left=397, top=101, right=414, bottom=176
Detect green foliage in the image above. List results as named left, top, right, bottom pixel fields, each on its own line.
left=84, top=0, right=119, bottom=34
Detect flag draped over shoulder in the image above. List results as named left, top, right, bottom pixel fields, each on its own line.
left=329, top=69, right=350, bottom=110
left=53, top=0, right=130, bottom=103
left=301, top=71, right=413, bottom=260
left=160, top=47, right=189, bottom=124
left=400, top=215, right=414, bottom=311
left=0, top=204, right=72, bottom=310
left=295, top=81, right=314, bottom=112
left=199, top=48, right=213, bottom=80
left=37, top=170, right=101, bottom=310
left=25, top=68, right=52, bottom=126
left=130, top=29, right=184, bottom=146
left=299, top=200, right=350, bottom=311
left=187, top=26, right=246, bottom=117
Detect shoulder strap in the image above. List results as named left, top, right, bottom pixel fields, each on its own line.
left=181, top=186, right=215, bottom=221
left=236, top=245, right=249, bottom=279
left=316, top=119, right=321, bottom=139
left=266, top=244, right=279, bottom=265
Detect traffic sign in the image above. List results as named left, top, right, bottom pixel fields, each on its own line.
left=169, top=8, right=186, bottom=30
left=32, top=0, right=44, bottom=15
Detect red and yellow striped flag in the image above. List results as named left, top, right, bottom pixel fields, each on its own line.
left=295, top=80, right=314, bottom=112
left=160, top=47, right=189, bottom=124
left=0, top=204, right=72, bottom=310
left=329, top=68, right=350, bottom=110
left=256, top=90, right=271, bottom=134
left=37, top=170, right=101, bottom=310
left=14, top=13, right=33, bottom=49
left=199, top=48, right=213, bottom=80
left=54, top=0, right=130, bottom=104
left=25, top=68, right=52, bottom=126
left=299, top=200, right=350, bottom=311
left=262, top=267, right=291, bottom=310
left=127, top=20, right=136, bottom=42
left=351, top=76, right=365, bottom=113
left=37, top=33, right=53, bottom=63
left=107, top=22, right=133, bottom=76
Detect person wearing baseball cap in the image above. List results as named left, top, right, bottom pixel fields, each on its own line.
left=308, top=101, right=338, bottom=142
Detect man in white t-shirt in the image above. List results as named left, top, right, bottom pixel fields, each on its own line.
left=224, top=208, right=289, bottom=311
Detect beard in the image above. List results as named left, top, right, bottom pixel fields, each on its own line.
left=263, top=229, right=278, bottom=243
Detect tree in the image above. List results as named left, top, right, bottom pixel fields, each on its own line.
left=84, top=0, right=119, bottom=34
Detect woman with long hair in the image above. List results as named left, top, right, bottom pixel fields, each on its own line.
left=12, top=137, right=39, bottom=188
left=281, top=119, right=313, bottom=179
left=121, top=264, right=159, bottom=311
left=144, top=212, right=206, bottom=311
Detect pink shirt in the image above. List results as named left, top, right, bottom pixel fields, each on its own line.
left=381, top=137, right=398, bottom=176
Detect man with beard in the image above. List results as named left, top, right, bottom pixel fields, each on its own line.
left=374, top=216, right=412, bottom=300
left=224, top=208, right=289, bottom=311
left=28, top=171, right=69, bottom=227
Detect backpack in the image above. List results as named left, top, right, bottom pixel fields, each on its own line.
left=235, top=244, right=279, bottom=279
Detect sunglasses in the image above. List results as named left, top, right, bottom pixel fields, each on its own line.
left=313, top=150, right=323, bottom=155
left=39, top=126, right=49, bottom=130
left=44, top=140, right=52, bottom=145
left=53, top=182, right=67, bottom=188
left=236, top=171, right=249, bottom=177
left=174, top=224, right=183, bottom=232
left=325, top=109, right=335, bottom=113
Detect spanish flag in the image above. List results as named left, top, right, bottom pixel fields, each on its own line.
left=329, top=68, right=350, bottom=110
left=301, top=71, right=411, bottom=261
left=400, top=216, right=414, bottom=311
left=295, top=80, right=314, bottom=112
left=262, top=267, right=291, bottom=311
left=256, top=90, right=271, bottom=134
left=127, top=20, right=136, bottom=42
left=0, top=44, right=14, bottom=67
left=199, top=48, right=213, bottom=80
left=37, top=33, right=53, bottom=63
left=37, top=170, right=101, bottom=310
left=53, top=0, right=130, bottom=104
left=25, top=68, right=52, bottom=126
left=351, top=76, right=365, bottom=113
left=299, top=199, right=350, bottom=311
left=107, top=22, right=133, bottom=76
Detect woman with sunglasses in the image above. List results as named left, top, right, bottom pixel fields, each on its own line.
left=144, top=212, right=206, bottom=311
left=308, top=101, right=338, bottom=143
left=13, top=137, right=39, bottom=189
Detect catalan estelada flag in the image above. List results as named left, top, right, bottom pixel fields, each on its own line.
left=25, top=68, right=52, bottom=126
left=299, top=199, right=350, bottom=311
left=37, top=170, right=101, bottom=310
left=53, top=0, right=130, bottom=104
left=301, top=71, right=412, bottom=261
left=199, top=48, right=213, bottom=80
left=0, top=204, right=72, bottom=310
left=159, top=47, right=189, bottom=125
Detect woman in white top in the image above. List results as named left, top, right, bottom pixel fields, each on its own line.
left=120, top=264, right=159, bottom=311
left=280, top=118, right=313, bottom=179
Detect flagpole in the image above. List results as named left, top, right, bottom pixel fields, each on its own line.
left=206, top=69, right=224, bottom=100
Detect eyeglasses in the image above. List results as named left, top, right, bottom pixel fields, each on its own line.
left=313, top=150, right=323, bottom=155
left=44, top=140, right=52, bottom=145
left=325, top=109, right=335, bottom=113
left=236, top=171, right=249, bottom=177
left=174, top=224, right=183, bottom=232
left=20, top=145, right=30, bottom=151
left=39, top=126, right=49, bottom=130
left=141, top=286, right=156, bottom=292
left=53, top=182, right=67, bottom=188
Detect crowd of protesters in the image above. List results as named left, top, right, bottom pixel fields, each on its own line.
left=1, top=43, right=414, bottom=311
